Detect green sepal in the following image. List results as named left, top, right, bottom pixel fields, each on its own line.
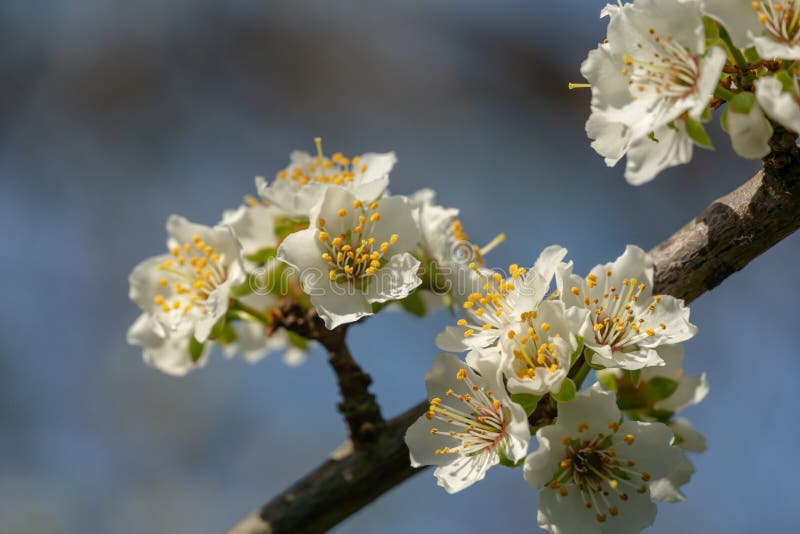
left=287, top=331, right=310, bottom=351
left=701, top=105, right=713, bottom=123
left=702, top=16, right=720, bottom=45
left=596, top=370, right=618, bottom=392
left=728, top=91, right=756, bottom=114
left=585, top=349, right=606, bottom=371
left=744, top=46, right=761, bottom=63
left=230, top=282, right=254, bottom=298
left=642, top=377, right=679, bottom=402
left=207, top=316, right=229, bottom=340
left=720, top=107, right=730, bottom=133
left=245, top=246, right=277, bottom=265
left=220, top=324, right=238, bottom=346
left=189, top=336, right=205, bottom=363
left=552, top=378, right=576, bottom=403
left=625, top=369, right=642, bottom=388
left=684, top=117, right=714, bottom=149
left=511, top=393, right=541, bottom=417
left=399, top=290, right=427, bottom=317
left=775, top=70, right=797, bottom=94
left=570, top=337, right=584, bottom=366
left=274, top=216, right=309, bottom=240
left=498, top=450, right=525, bottom=468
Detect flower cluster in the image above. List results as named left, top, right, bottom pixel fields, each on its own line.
left=128, top=139, right=482, bottom=373
left=581, top=0, right=800, bottom=184
left=406, top=245, right=707, bottom=533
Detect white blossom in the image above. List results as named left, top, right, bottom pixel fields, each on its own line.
left=725, top=96, right=773, bottom=159
left=582, top=0, right=726, bottom=184
left=221, top=202, right=281, bottom=259
left=487, top=300, right=588, bottom=397
left=256, top=144, right=395, bottom=218
left=525, top=388, right=682, bottom=533
left=129, top=215, right=246, bottom=342
left=405, top=353, right=530, bottom=493
left=435, top=246, right=567, bottom=352
left=127, top=313, right=208, bottom=376
left=756, top=75, right=800, bottom=133
left=557, top=245, right=697, bottom=370
left=276, top=187, right=421, bottom=329
left=704, top=0, right=800, bottom=59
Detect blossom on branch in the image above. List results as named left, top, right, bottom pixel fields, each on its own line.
left=276, top=187, right=421, bottom=329
left=435, top=246, right=567, bottom=352
left=704, top=0, right=800, bottom=59
left=256, top=141, right=396, bottom=218
left=129, top=215, right=246, bottom=342
left=405, top=353, right=530, bottom=493
left=557, top=245, right=697, bottom=370
left=525, top=388, right=682, bottom=533
left=583, top=0, right=726, bottom=184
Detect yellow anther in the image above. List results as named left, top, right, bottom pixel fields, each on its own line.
left=541, top=323, right=551, bottom=332
left=578, top=422, right=589, bottom=432
left=329, top=270, right=337, bottom=281
left=318, top=217, right=327, bottom=227
left=192, top=235, right=201, bottom=243
left=645, top=328, right=655, bottom=336
left=492, top=399, right=501, bottom=410
left=369, top=201, right=378, bottom=210
left=463, top=329, right=475, bottom=337
left=457, top=319, right=468, bottom=326
left=331, top=237, right=343, bottom=247
left=159, top=278, right=168, bottom=287
left=571, top=286, right=580, bottom=296
left=370, top=213, right=381, bottom=222
left=337, top=208, right=348, bottom=217
left=594, top=323, right=604, bottom=331
left=353, top=199, right=363, bottom=209
left=623, top=434, right=635, bottom=445
left=319, top=231, right=329, bottom=242
left=390, top=234, right=399, bottom=244
left=154, top=295, right=165, bottom=305
left=172, top=300, right=181, bottom=310
left=456, top=369, right=467, bottom=380
left=507, top=330, right=516, bottom=339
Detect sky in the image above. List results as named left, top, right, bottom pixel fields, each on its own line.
left=0, top=1, right=797, bottom=532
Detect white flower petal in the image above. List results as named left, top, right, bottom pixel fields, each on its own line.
left=756, top=76, right=800, bottom=133
left=727, top=100, right=773, bottom=159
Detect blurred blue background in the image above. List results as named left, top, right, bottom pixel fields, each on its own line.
left=1, top=1, right=797, bottom=532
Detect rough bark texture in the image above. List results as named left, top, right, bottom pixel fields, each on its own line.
left=230, top=130, right=800, bottom=534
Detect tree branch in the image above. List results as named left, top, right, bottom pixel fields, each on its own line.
left=273, top=303, right=385, bottom=446
left=230, top=132, right=800, bottom=534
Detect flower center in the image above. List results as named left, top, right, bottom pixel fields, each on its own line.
left=548, top=422, right=651, bottom=524
left=506, top=320, right=561, bottom=378
left=152, top=235, right=228, bottom=320
left=275, top=138, right=369, bottom=187
left=457, top=263, right=527, bottom=338
left=426, top=369, right=508, bottom=457
left=754, top=0, right=800, bottom=43
left=317, top=201, right=399, bottom=283
left=620, top=28, right=700, bottom=101
left=570, top=273, right=666, bottom=351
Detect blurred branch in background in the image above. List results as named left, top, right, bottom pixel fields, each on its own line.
left=229, top=128, right=800, bottom=534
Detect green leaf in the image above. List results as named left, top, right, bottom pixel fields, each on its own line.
left=552, top=378, right=576, bottom=403
left=245, top=246, right=277, bottom=265
left=596, top=370, right=618, bottom=392
left=728, top=91, right=756, bottom=114
left=570, top=337, right=584, bottom=366
left=511, top=393, right=541, bottom=416
left=189, top=336, right=205, bottom=363
left=684, top=117, right=714, bottom=149
left=744, top=46, right=760, bottom=63
left=642, top=377, right=679, bottom=402
left=399, top=290, right=427, bottom=317
left=625, top=369, right=642, bottom=388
